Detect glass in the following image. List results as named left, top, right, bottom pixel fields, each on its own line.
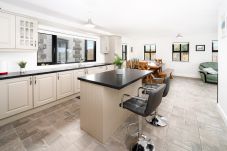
left=172, top=53, right=180, bottom=61
left=173, top=43, right=180, bottom=51
left=212, top=40, right=218, bottom=52
left=20, top=40, right=24, bottom=46
left=30, top=22, right=33, bottom=28
left=30, top=29, right=33, bottom=39
left=57, top=38, right=68, bottom=63
left=20, top=20, right=24, bottom=26
left=144, top=53, right=150, bottom=60
left=181, top=43, right=189, bottom=51
left=181, top=52, right=189, bottom=62
left=25, top=21, right=29, bottom=27
left=151, top=53, right=156, bottom=60
left=151, top=44, right=156, bottom=52
left=25, top=40, right=29, bottom=46
left=37, top=33, right=53, bottom=63
left=25, top=28, right=29, bottom=39
left=145, top=45, right=150, bottom=52
left=86, top=40, right=95, bottom=61
left=73, top=38, right=85, bottom=62
left=20, top=27, right=24, bottom=38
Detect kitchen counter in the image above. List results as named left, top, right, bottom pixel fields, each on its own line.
left=78, top=69, right=153, bottom=89
left=0, top=63, right=112, bottom=80
left=79, top=68, right=153, bottom=143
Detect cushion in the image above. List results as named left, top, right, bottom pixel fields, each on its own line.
left=203, top=67, right=218, bottom=75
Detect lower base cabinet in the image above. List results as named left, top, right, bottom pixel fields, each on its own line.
left=57, top=71, right=74, bottom=100
left=33, top=73, right=57, bottom=107
left=74, top=69, right=85, bottom=93
left=0, top=77, right=33, bottom=119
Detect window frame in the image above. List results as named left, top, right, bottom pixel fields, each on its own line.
left=172, top=42, right=189, bottom=62
left=84, top=40, right=96, bottom=62
left=144, top=44, right=156, bottom=61
left=122, top=44, right=127, bottom=60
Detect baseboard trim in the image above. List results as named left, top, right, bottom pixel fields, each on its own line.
left=217, top=103, right=227, bottom=126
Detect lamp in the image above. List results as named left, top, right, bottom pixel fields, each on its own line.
left=85, top=18, right=95, bottom=28
left=176, top=33, right=183, bottom=38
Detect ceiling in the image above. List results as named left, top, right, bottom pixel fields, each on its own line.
left=0, top=0, right=222, bottom=37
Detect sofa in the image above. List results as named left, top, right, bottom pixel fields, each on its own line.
left=199, top=62, right=218, bottom=84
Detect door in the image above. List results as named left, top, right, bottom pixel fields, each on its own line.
left=33, top=73, right=57, bottom=107
left=57, top=71, right=74, bottom=99
left=0, top=77, right=33, bottom=119
left=74, top=69, right=85, bottom=93
left=16, top=16, right=38, bottom=49
left=0, top=12, right=15, bottom=48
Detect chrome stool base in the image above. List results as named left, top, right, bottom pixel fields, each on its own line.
left=131, top=137, right=155, bottom=151
left=146, top=115, right=168, bottom=127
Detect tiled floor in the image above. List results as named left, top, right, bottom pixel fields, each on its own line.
left=0, top=77, right=226, bottom=151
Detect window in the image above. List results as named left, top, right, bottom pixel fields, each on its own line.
left=172, top=42, right=189, bottom=62
left=122, top=44, right=127, bottom=60
left=85, top=40, right=96, bottom=62
left=37, top=33, right=56, bottom=65
left=37, top=33, right=97, bottom=65
left=144, top=44, right=156, bottom=61
left=57, top=38, right=68, bottom=64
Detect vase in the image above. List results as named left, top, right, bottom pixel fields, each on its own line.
left=20, top=68, right=26, bottom=73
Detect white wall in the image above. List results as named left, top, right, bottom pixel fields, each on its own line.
left=218, top=0, right=227, bottom=123
left=121, top=33, right=217, bottom=78
left=0, top=2, right=105, bottom=72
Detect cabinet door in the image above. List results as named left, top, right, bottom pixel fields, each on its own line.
left=57, top=71, right=74, bottom=99
left=0, top=77, right=33, bottom=119
left=100, top=36, right=109, bottom=53
left=33, top=73, right=57, bottom=107
left=74, top=69, right=85, bottom=93
left=16, top=16, right=38, bottom=49
left=106, top=65, right=115, bottom=71
left=87, top=66, right=106, bottom=74
left=0, top=12, right=15, bottom=48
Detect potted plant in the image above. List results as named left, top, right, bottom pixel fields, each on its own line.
left=113, top=54, right=124, bottom=74
left=18, top=61, right=27, bottom=73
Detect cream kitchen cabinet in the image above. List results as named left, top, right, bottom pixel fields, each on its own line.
left=57, top=71, right=74, bottom=99
left=33, top=73, right=57, bottom=107
left=0, top=77, right=33, bottom=119
left=74, top=69, right=86, bottom=93
left=0, top=12, right=15, bottom=48
left=16, top=16, right=38, bottom=49
left=100, top=36, right=110, bottom=54
left=87, top=66, right=106, bottom=74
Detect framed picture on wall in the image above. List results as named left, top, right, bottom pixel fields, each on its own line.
left=196, top=45, right=205, bottom=51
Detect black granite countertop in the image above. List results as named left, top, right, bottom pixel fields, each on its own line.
left=78, top=69, right=153, bottom=89
left=0, top=63, right=112, bottom=80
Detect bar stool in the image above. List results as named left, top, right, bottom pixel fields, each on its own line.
left=120, top=84, right=166, bottom=151
left=141, top=76, right=170, bottom=127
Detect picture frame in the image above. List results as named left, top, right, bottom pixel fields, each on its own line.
left=196, top=45, right=205, bottom=51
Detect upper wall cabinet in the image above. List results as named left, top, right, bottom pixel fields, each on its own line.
left=100, top=36, right=110, bottom=54
left=16, top=16, right=38, bottom=49
left=0, top=11, right=38, bottom=50
left=0, top=12, right=15, bottom=48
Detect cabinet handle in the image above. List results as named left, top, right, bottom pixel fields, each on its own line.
left=58, top=74, right=60, bottom=80
left=35, top=41, right=37, bottom=47
left=35, top=77, right=37, bottom=84
left=30, top=77, right=32, bottom=85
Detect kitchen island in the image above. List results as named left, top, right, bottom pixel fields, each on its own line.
left=78, top=69, right=152, bottom=143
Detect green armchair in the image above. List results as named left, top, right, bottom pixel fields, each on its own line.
left=199, top=62, right=218, bottom=84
